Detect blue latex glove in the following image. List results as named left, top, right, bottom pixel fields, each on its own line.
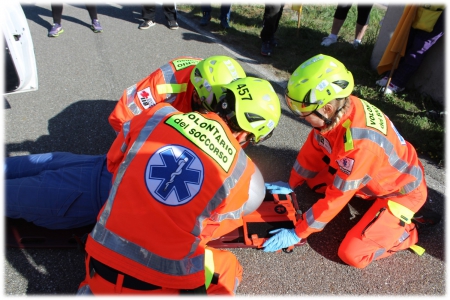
left=265, top=181, right=293, bottom=195
left=263, top=228, right=301, bottom=252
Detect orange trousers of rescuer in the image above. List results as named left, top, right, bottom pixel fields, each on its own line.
left=305, top=164, right=427, bottom=269
left=78, top=247, right=242, bottom=295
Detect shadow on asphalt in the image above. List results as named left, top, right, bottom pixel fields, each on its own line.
left=22, top=4, right=103, bottom=32
left=181, top=32, right=221, bottom=44
left=5, top=100, right=117, bottom=156
left=21, top=4, right=167, bottom=32
left=5, top=247, right=85, bottom=294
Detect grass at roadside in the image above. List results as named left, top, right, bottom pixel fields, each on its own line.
left=177, top=4, right=445, bottom=165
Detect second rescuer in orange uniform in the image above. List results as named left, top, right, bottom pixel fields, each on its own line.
left=77, top=76, right=281, bottom=294
left=108, top=55, right=246, bottom=133
left=263, top=54, right=428, bottom=269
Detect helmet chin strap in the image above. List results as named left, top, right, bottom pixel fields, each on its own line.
left=312, top=110, right=333, bottom=126
left=312, top=99, right=347, bottom=127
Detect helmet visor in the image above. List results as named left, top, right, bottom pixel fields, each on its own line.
left=285, top=94, right=320, bottom=116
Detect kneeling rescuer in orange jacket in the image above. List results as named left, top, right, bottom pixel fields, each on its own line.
left=263, top=54, right=428, bottom=269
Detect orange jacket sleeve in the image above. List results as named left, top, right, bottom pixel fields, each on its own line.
left=289, top=129, right=328, bottom=189
left=106, top=102, right=168, bottom=175
left=108, top=70, right=165, bottom=133
left=294, top=146, right=377, bottom=239
left=108, top=86, right=137, bottom=133
left=106, top=123, right=128, bottom=175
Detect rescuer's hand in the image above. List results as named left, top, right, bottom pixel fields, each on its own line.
left=265, top=181, right=293, bottom=195
left=262, top=228, right=301, bottom=252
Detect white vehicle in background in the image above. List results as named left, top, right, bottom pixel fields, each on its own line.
left=3, top=2, right=38, bottom=94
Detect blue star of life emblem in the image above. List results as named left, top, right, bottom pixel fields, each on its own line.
left=145, top=145, right=204, bottom=206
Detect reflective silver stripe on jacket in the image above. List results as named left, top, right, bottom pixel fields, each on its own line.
left=122, top=120, right=130, bottom=138
left=332, top=128, right=423, bottom=196
left=333, top=174, right=372, bottom=192
left=373, top=248, right=386, bottom=260
left=160, top=63, right=178, bottom=104
left=126, top=84, right=142, bottom=116
left=377, top=165, right=423, bottom=198
left=292, top=160, right=318, bottom=179
left=76, top=284, right=93, bottom=295
left=195, top=149, right=248, bottom=229
left=304, top=207, right=326, bottom=230
left=398, top=229, right=410, bottom=243
left=91, top=222, right=204, bottom=276
left=232, top=277, right=240, bottom=295
left=120, top=121, right=131, bottom=153
left=186, top=146, right=248, bottom=258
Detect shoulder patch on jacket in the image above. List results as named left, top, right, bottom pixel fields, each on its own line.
left=172, top=58, right=201, bottom=71
left=138, top=87, right=156, bottom=109
left=361, top=100, right=387, bottom=135
left=317, top=134, right=332, bottom=154
left=336, top=157, right=355, bottom=175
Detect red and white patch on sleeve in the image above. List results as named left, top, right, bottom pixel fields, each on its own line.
left=137, top=87, right=156, bottom=109
left=317, top=135, right=332, bottom=154
left=336, top=157, right=355, bottom=175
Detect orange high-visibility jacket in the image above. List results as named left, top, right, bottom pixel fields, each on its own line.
left=86, top=103, right=263, bottom=289
left=289, top=96, right=425, bottom=239
left=108, top=56, right=202, bottom=133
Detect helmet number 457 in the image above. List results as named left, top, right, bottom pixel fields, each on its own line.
left=237, top=84, right=253, bottom=100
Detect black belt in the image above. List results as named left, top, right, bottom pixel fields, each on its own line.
left=89, top=257, right=161, bottom=290
left=89, top=257, right=208, bottom=294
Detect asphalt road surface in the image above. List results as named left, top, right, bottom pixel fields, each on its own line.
left=3, top=3, right=446, bottom=297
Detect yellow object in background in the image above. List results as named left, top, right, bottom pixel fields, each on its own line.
left=292, top=4, right=302, bottom=12
left=377, top=5, right=418, bottom=75
left=291, top=4, right=303, bottom=30
left=411, top=6, right=443, bottom=32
